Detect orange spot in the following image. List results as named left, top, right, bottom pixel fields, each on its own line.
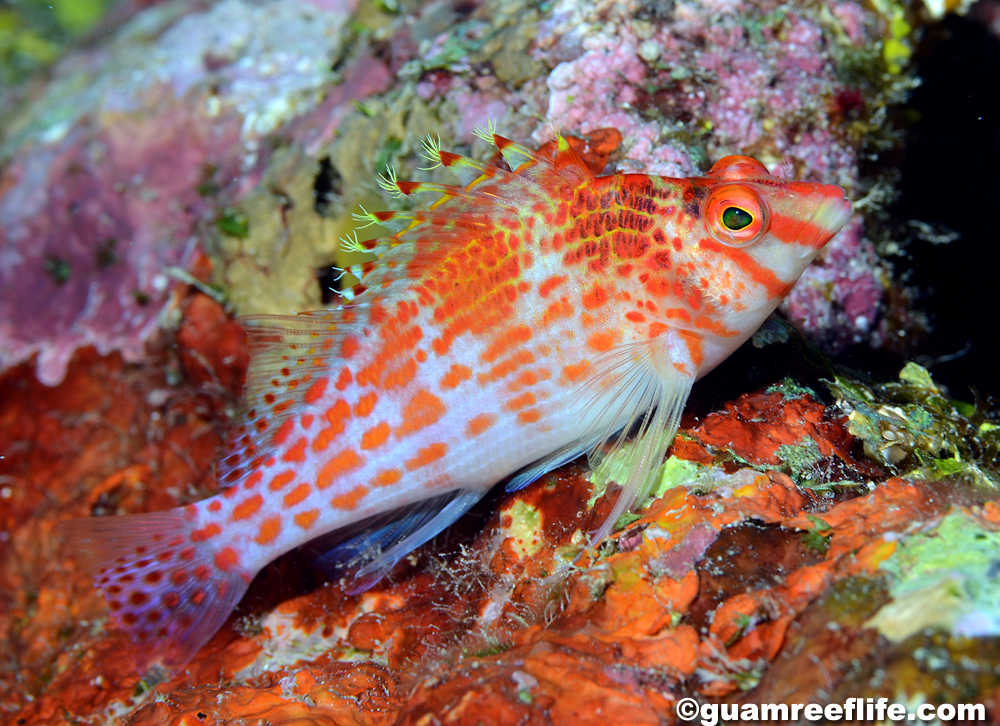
left=283, top=483, right=312, bottom=508
left=341, top=338, right=359, bottom=359
left=587, top=331, right=617, bottom=352
left=440, top=363, right=472, bottom=390
left=509, top=369, right=540, bottom=391
left=415, top=349, right=427, bottom=362
left=301, top=413, right=315, bottom=429
left=482, top=325, right=533, bottom=364
left=465, top=413, right=496, bottom=438
left=356, top=358, right=386, bottom=388
left=540, top=297, right=573, bottom=328
left=207, top=500, right=222, bottom=513
left=504, top=392, right=536, bottom=411
left=678, top=329, right=705, bottom=368
left=562, top=361, right=589, bottom=383
left=304, top=378, right=328, bottom=405
left=582, top=284, right=609, bottom=309
left=649, top=322, right=669, bottom=338
left=267, top=470, right=295, bottom=492
left=517, top=408, right=541, bottom=425
left=272, top=418, right=296, bottom=446
left=405, top=443, right=448, bottom=471
left=313, top=400, right=351, bottom=453
left=478, top=350, right=535, bottom=385
left=539, top=275, right=567, bottom=297
left=282, top=437, right=308, bottom=464
left=335, top=367, right=353, bottom=391
left=190, top=523, right=221, bottom=542
left=396, top=389, right=447, bottom=438
left=354, top=392, right=378, bottom=417
left=231, top=494, right=263, bottom=521
left=294, top=509, right=319, bottom=530
left=243, top=471, right=263, bottom=489
left=360, top=422, right=391, bottom=450
left=374, top=468, right=403, bottom=487
left=331, top=485, right=369, bottom=511
left=317, top=449, right=364, bottom=489
left=625, top=310, right=646, bottom=323
left=384, top=357, right=419, bottom=389
left=214, top=547, right=240, bottom=572
left=254, top=516, right=282, bottom=545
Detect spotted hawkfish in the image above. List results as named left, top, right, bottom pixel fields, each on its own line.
left=66, top=126, right=852, bottom=673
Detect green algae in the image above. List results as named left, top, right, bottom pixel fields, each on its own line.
left=826, top=363, right=999, bottom=489
left=867, top=510, right=1000, bottom=642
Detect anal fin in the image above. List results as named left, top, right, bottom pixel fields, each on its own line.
left=312, top=489, right=486, bottom=595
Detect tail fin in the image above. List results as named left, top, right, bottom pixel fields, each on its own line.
left=64, top=509, right=252, bottom=675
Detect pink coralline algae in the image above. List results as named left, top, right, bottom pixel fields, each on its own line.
left=410, top=0, right=899, bottom=346
left=782, top=216, right=886, bottom=350
left=0, top=0, right=379, bottom=386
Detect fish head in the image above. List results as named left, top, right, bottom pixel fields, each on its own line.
left=624, top=156, right=852, bottom=375
left=696, top=155, right=852, bottom=285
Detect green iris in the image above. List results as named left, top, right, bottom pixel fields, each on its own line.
left=722, top=206, right=753, bottom=231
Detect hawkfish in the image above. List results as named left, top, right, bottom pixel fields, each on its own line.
left=66, top=126, right=852, bottom=673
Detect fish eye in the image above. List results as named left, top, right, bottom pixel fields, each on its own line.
left=703, top=184, right=769, bottom=247
left=722, top=207, right=753, bottom=231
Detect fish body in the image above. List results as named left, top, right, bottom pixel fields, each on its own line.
left=67, top=131, right=851, bottom=672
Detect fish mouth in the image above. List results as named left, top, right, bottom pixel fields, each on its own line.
left=802, top=187, right=853, bottom=249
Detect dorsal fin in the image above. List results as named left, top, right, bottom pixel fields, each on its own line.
left=215, top=311, right=361, bottom=487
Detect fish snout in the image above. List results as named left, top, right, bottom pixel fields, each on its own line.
left=802, top=185, right=853, bottom=250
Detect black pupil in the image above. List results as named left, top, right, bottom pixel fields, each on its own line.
left=722, top=206, right=753, bottom=231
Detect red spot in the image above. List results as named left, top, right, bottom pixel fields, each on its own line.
left=214, top=547, right=240, bottom=572
left=191, top=523, right=221, bottom=542
left=144, top=571, right=163, bottom=584
left=163, top=592, right=181, bottom=608
left=129, top=592, right=148, bottom=606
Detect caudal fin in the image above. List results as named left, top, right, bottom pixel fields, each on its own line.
left=64, top=509, right=252, bottom=675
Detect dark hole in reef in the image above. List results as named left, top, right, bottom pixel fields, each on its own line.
left=318, top=265, right=342, bottom=305
left=889, top=13, right=1000, bottom=401
left=313, top=156, right=343, bottom=217
left=701, top=14, right=1000, bottom=409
